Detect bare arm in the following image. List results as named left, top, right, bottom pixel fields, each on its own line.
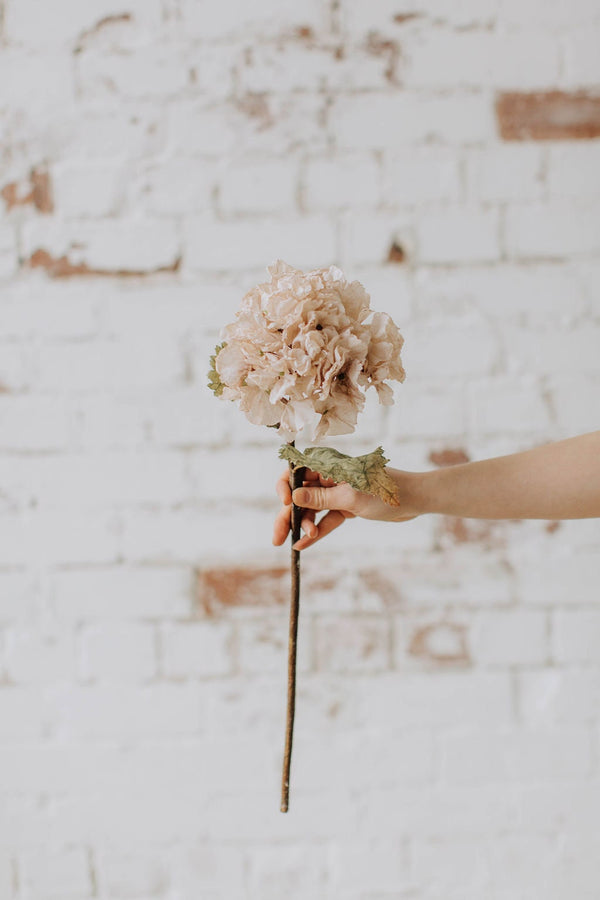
left=272, top=431, right=600, bottom=551
left=415, top=430, right=600, bottom=521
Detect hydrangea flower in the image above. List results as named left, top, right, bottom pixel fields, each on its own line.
left=209, top=260, right=405, bottom=442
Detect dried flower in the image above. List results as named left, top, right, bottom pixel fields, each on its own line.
left=209, top=260, right=405, bottom=442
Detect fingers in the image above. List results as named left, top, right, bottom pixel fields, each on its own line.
left=292, top=510, right=348, bottom=551
left=276, top=468, right=292, bottom=505
left=272, top=503, right=291, bottom=546
left=291, top=482, right=356, bottom=513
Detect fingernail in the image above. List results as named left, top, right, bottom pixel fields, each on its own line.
left=293, top=488, right=307, bottom=505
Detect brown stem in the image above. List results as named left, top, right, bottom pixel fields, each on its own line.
left=280, top=457, right=306, bottom=813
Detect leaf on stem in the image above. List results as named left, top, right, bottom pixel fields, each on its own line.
left=208, top=342, right=226, bottom=397
left=279, top=444, right=400, bottom=506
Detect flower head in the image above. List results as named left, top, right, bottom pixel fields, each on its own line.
left=209, top=260, right=405, bottom=442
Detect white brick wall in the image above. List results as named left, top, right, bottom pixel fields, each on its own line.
left=1, top=0, right=599, bottom=896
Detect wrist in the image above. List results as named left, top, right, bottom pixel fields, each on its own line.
left=387, top=468, right=437, bottom=519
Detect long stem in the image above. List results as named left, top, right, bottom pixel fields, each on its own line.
left=280, top=458, right=306, bottom=813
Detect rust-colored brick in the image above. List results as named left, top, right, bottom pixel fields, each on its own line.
left=496, top=91, right=600, bottom=141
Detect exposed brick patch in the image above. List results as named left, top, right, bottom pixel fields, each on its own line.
left=27, top=249, right=181, bottom=279
left=496, top=91, right=600, bottom=141
left=438, top=516, right=513, bottom=549
left=294, top=25, right=315, bottom=40
left=236, top=92, right=272, bottom=129
left=197, top=566, right=288, bottom=615
left=393, top=13, right=421, bottom=24
left=365, top=32, right=400, bottom=84
left=1, top=167, right=53, bottom=214
left=387, top=241, right=406, bottom=263
left=408, top=622, right=470, bottom=666
left=359, top=568, right=402, bottom=608
left=428, top=448, right=471, bottom=467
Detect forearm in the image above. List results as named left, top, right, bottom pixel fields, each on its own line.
left=408, top=431, right=600, bottom=521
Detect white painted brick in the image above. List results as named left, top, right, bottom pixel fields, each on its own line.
left=332, top=92, right=496, bottom=150
left=36, top=338, right=184, bottom=391
left=22, top=219, right=180, bottom=272
left=328, top=840, right=410, bottom=892
left=553, top=610, right=600, bottom=664
left=219, top=159, right=298, bottom=216
left=0, top=341, right=32, bottom=392
left=0, top=573, right=39, bottom=622
left=468, top=376, right=552, bottom=437
left=497, top=0, right=600, bottom=26
left=0, top=512, right=119, bottom=566
left=236, top=615, right=312, bottom=675
left=184, top=215, right=336, bottom=272
left=52, top=162, right=124, bottom=218
left=471, top=610, right=548, bottom=666
left=416, top=206, right=501, bottom=264
left=404, top=31, right=560, bottom=90
left=403, top=316, right=500, bottom=379
left=0, top=395, right=73, bottom=450
left=516, top=550, right=600, bottom=606
left=80, top=624, right=156, bottom=682
left=162, top=622, right=234, bottom=678
left=5, top=629, right=76, bottom=684
left=314, top=614, right=391, bottom=673
left=561, top=27, right=600, bottom=86
left=180, top=0, right=326, bottom=39
left=304, top=155, right=381, bottom=210
left=5, top=0, right=162, bottom=45
left=338, top=210, right=415, bottom=266
left=441, top=725, right=593, bottom=783
left=0, top=688, right=45, bottom=739
left=1, top=280, right=99, bottom=338
left=128, top=157, right=216, bottom=216
left=167, top=101, right=238, bottom=157
left=0, top=224, right=18, bottom=279
left=503, top=325, right=600, bottom=376
left=170, top=843, right=246, bottom=894
left=389, top=381, right=467, bottom=438
left=466, top=145, right=544, bottom=203
left=18, top=846, right=91, bottom=899
left=548, top=377, right=600, bottom=434
left=77, top=46, right=189, bottom=101
left=546, top=144, right=600, bottom=200
left=95, top=847, right=169, bottom=898
left=46, top=684, right=202, bottom=739
left=383, top=147, right=462, bottom=206
left=341, top=0, right=497, bottom=33
left=412, top=838, right=491, bottom=894
left=51, top=566, right=193, bottom=621
left=65, top=105, right=167, bottom=160
left=505, top=202, right=600, bottom=258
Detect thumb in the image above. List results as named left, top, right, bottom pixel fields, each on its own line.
left=292, top=483, right=354, bottom=512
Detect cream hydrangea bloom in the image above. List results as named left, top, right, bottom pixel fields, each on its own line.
left=211, top=260, right=405, bottom=442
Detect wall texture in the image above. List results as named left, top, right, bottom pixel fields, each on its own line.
left=1, top=0, right=600, bottom=897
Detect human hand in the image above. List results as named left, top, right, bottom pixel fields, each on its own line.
left=272, top=466, right=421, bottom=551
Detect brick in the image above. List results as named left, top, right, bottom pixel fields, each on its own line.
left=553, top=610, right=600, bottom=663
left=51, top=162, right=124, bottom=218
left=0, top=512, right=119, bottom=566
left=219, top=159, right=298, bottom=216
left=236, top=615, right=312, bottom=675
left=46, top=684, right=202, bottom=738
left=5, top=629, right=76, bottom=684
left=162, top=622, right=234, bottom=678
left=18, top=846, right=91, bottom=898
left=441, top=726, right=593, bottom=783
left=389, top=381, right=467, bottom=438
left=77, top=46, right=188, bottom=101
left=170, top=843, right=246, bottom=894
left=1, top=281, right=98, bottom=338
left=181, top=0, right=326, bottom=39
left=395, top=618, right=471, bottom=669
left=314, top=615, right=391, bottom=673
left=562, top=28, right=600, bottom=87
left=80, top=624, right=157, bottom=682
left=95, top=847, right=169, bottom=898
left=416, top=206, right=501, bottom=264
left=546, top=144, right=600, bottom=199
left=332, top=92, right=495, bottom=149
left=465, top=145, right=544, bottom=202
left=304, top=155, right=381, bottom=210
left=468, top=377, right=552, bottom=437
left=549, top=377, right=600, bottom=433
left=0, top=688, right=45, bottom=739
left=503, top=324, right=600, bottom=375
left=382, top=147, right=461, bottom=206
left=496, top=91, right=600, bottom=140
left=505, top=202, right=600, bottom=257
left=470, top=610, right=548, bottom=666
left=0, top=224, right=18, bottom=279
left=515, top=550, right=600, bottom=606
left=403, top=316, right=499, bottom=379
left=338, top=210, right=415, bottom=266
left=0, top=395, right=73, bottom=450
left=183, top=215, right=336, bottom=273
left=129, top=157, right=216, bottom=216
left=5, top=0, right=162, bottom=45
left=52, top=566, right=193, bottom=621
left=404, top=32, right=560, bottom=90
left=22, top=219, right=180, bottom=275
left=328, top=840, right=410, bottom=892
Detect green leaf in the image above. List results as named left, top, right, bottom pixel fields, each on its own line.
left=279, top=444, right=400, bottom=506
left=208, top=342, right=226, bottom=397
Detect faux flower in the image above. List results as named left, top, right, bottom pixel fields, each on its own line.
left=209, top=260, right=405, bottom=442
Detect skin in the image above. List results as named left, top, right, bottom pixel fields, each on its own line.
left=272, top=430, right=600, bottom=551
